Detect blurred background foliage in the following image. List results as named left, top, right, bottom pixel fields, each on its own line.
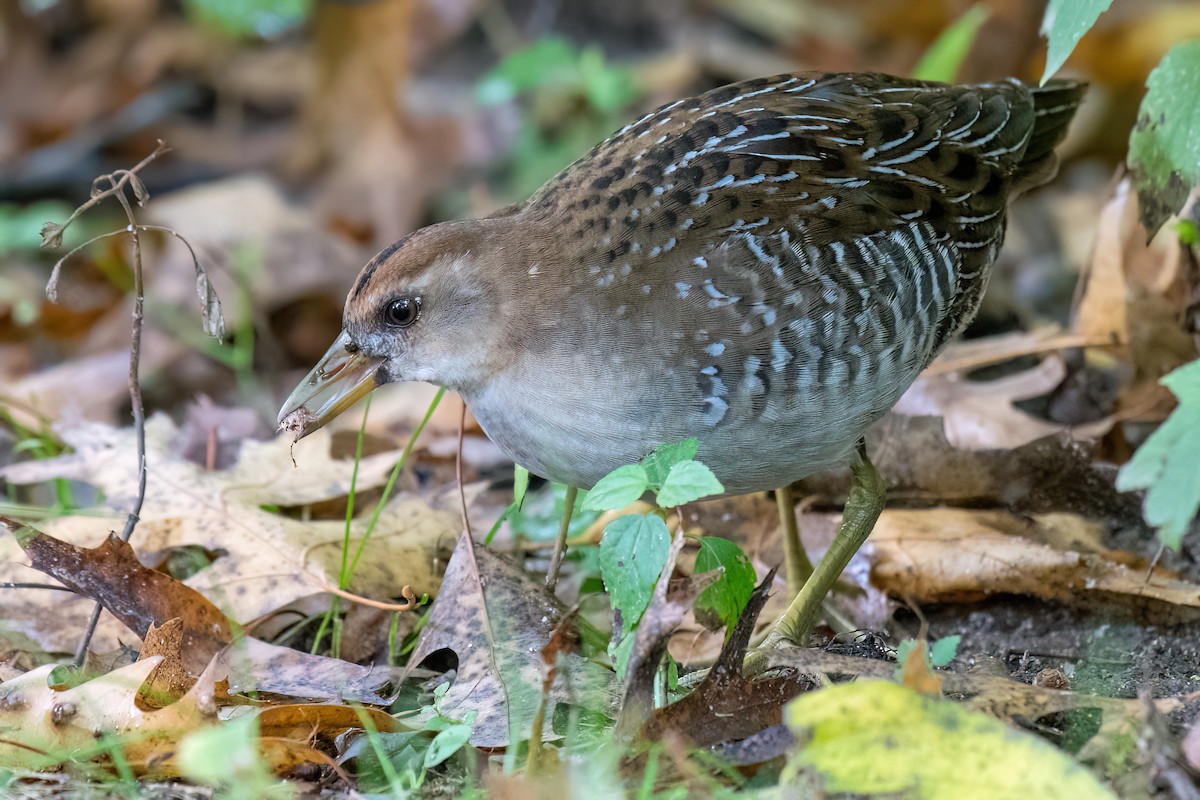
left=1, top=0, right=1198, bottom=434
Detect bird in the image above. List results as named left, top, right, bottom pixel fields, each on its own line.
left=279, top=71, right=1085, bottom=647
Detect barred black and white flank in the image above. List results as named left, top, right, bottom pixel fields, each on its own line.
left=324, top=72, right=1086, bottom=494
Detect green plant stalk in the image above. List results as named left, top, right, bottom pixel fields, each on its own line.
left=338, top=395, right=373, bottom=588
left=312, top=394, right=371, bottom=657
left=387, top=611, right=402, bottom=667
left=0, top=408, right=78, bottom=517
left=311, top=388, right=444, bottom=655
left=97, top=732, right=140, bottom=799
left=638, top=745, right=660, bottom=800
left=346, top=387, right=446, bottom=579
left=351, top=704, right=416, bottom=798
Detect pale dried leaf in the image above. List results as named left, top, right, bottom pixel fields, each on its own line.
left=129, top=172, right=150, bottom=206
left=0, top=415, right=459, bottom=653
left=895, top=353, right=1114, bottom=450
left=867, top=507, right=1200, bottom=615
left=0, top=656, right=218, bottom=771
left=404, top=534, right=614, bottom=747
left=1074, top=178, right=1133, bottom=345
left=221, top=637, right=402, bottom=704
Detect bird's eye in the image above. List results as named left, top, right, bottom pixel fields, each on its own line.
left=384, top=296, right=421, bottom=328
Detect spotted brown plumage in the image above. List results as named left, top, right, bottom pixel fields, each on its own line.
left=280, top=71, right=1084, bottom=496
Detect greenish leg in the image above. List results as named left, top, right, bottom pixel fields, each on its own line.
left=763, top=442, right=884, bottom=648
left=544, top=485, right=579, bottom=590
left=776, top=483, right=814, bottom=598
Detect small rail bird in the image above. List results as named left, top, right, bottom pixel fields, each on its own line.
left=280, top=71, right=1084, bottom=645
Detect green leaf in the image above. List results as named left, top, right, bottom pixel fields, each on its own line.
left=184, top=0, right=311, bottom=38
left=582, top=464, right=650, bottom=511
left=694, top=537, right=757, bottom=633
left=342, top=730, right=427, bottom=793
left=508, top=482, right=599, bottom=543
left=655, top=460, right=724, bottom=508
left=786, top=681, right=1117, bottom=799
left=1039, top=0, right=1114, bottom=84
left=599, top=513, right=672, bottom=635
left=424, top=723, right=472, bottom=769
left=513, top=465, right=530, bottom=508
left=0, top=201, right=79, bottom=255
left=579, top=45, right=638, bottom=111
left=929, top=634, right=962, bottom=667
left=1127, top=40, right=1200, bottom=236
left=475, top=37, right=580, bottom=104
left=895, top=639, right=919, bottom=670
left=641, top=438, right=699, bottom=487
left=913, top=5, right=989, bottom=83
left=1116, top=359, right=1200, bottom=549
left=178, top=716, right=291, bottom=800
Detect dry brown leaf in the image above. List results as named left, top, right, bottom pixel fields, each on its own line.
left=0, top=414, right=459, bottom=654
left=256, top=702, right=402, bottom=748
left=219, top=637, right=402, bottom=704
left=2, top=519, right=231, bottom=677
left=897, top=640, right=943, bottom=695
left=251, top=736, right=342, bottom=779
left=867, top=507, right=1200, bottom=617
left=863, top=417, right=1140, bottom=521
left=139, top=619, right=198, bottom=705
left=404, top=534, right=614, bottom=748
left=140, top=733, right=344, bottom=780
left=1075, top=178, right=1133, bottom=346
left=1, top=328, right=180, bottom=429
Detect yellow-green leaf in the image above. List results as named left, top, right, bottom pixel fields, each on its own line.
left=785, top=681, right=1115, bottom=799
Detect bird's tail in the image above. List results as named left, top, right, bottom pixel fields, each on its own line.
left=1013, top=79, right=1087, bottom=193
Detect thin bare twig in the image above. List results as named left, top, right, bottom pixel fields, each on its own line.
left=38, top=142, right=168, bottom=252
left=308, top=582, right=420, bottom=612
left=35, top=141, right=222, bottom=666
left=0, top=582, right=76, bottom=592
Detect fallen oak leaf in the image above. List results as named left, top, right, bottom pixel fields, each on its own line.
left=404, top=533, right=614, bottom=747
left=0, top=654, right=219, bottom=772
left=256, top=703, right=403, bottom=749
left=138, top=619, right=196, bottom=706
left=894, top=352, right=1114, bottom=451
left=1, top=516, right=231, bottom=678
left=865, top=508, right=1200, bottom=619
left=1074, top=177, right=1133, bottom=347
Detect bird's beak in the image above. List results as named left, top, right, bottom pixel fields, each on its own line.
left=278, top=330, right=384, bottom=440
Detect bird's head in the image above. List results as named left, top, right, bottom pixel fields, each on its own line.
left=278, top=219, right=511, bottom=439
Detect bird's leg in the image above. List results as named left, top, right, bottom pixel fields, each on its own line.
left=776, top=484, right=814, bottom=597
left=544, top=485, right=578, bottom=590
left=762, top=441, right=884, bottom=648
